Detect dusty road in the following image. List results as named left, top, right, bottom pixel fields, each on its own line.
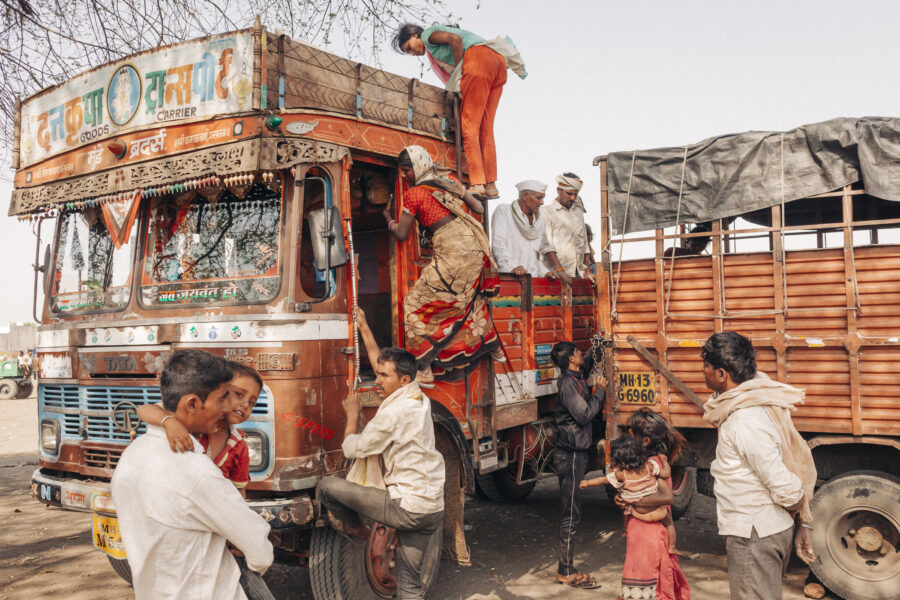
left=1, top=396, right=826, bottom=599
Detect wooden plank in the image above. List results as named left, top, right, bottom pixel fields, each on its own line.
left=626, top=335, right=704, bottom=410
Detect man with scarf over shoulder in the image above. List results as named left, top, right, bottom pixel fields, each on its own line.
left=550, top=341, right=606, bottom=589
left=701, top=331, right=817, bottom=600
left=541, top=173, right=595, bottom=284
left=318, top=307, right=444, bottom=599
left=491, top=180, right=557, bottom=277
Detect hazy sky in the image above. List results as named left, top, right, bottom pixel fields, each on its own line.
left=2, top=0, right=899, bottom=323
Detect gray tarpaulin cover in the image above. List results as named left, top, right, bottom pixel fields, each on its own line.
left=605, top=117, right=900, bottom=234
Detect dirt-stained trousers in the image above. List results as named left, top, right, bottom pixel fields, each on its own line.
left=554, top=448, right=587, bottom=576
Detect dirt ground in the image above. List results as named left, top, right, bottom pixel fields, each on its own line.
left=1, top=396, right=828, bottom=600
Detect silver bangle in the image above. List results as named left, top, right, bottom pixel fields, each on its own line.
left=798, top=523, right=813, bottom=530
left=160, top=415, right=174, bottom=428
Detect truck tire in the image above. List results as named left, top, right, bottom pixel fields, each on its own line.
left=309, top=524, right=441, bottom=600
left=107, top=556, right=133, bottom=585
left=15, top=379, right=33, bottom=399
left=475, top=465, right=536, bottom=502
left=0, top=379, right=18, bottom=400
left=669, top=466, right=696, bottom=521
left=809, top=470, right=900, bottom=600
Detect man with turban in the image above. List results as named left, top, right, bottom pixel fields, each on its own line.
left=540, top=173, right=595, bottom=283
left=491, top=180, right=554, bottom=277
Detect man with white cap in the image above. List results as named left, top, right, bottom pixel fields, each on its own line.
left=491, top=180, right=554, bottom=278
left=540, top=172, right=595, bottom=284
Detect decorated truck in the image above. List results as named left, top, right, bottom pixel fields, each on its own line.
left=13, top=21, right=604, bottom=598
left=594, top=118, right=900, bottom=600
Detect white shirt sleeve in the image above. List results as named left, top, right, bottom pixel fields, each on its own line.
left=733, top=415, right=804, bottom=508
left=188, top=467, right=274, bottom=574
left=491, top=205, right=516, bottom=273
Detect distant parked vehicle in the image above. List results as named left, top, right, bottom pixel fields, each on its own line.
left=0, top=360, right=34, bottom=399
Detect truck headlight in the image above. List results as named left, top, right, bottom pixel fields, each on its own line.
left=41, top=420, right=60, bottom=455
left=244, top=431, right=269, bottom=472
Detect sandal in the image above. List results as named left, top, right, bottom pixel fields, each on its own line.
left=556, top=572, right=602, bottom=590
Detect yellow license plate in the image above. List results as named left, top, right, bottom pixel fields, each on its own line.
left=92, top=514, right=127, bottom=559
left=616, top=371, right=656, bottom=404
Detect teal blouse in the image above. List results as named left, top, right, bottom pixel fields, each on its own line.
left=421, top=26, right=485, bottom=67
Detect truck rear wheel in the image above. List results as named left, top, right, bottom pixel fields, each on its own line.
left=669, top=466, right=696, bottom=520
left=0, top=379, right=18, bottom=400
left=475, top=464, right=536, bottom=502
left=107, top=555, right=133, bottom=585
left=810, top=471, right=900, bottom=600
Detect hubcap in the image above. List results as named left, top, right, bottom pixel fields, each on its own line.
left=827, top=508, right=900, bottom=581
left=364, top=524, right=398, bottom=598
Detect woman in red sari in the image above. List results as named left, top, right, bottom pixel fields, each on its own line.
left=385, top=145, right=499, bottom=380
left=616, top=408, right=691, bottom=600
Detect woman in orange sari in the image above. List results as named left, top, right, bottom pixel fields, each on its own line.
left=385, top=145, right=499, bottom=380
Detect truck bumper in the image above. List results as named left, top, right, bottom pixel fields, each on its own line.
left=31, top=468, right=315, bottom=529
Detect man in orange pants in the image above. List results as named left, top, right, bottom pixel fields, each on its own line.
left=393, top=24, right=527, bottom=197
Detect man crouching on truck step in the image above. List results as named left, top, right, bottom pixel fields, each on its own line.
left=700, top=332, right=817, bottom=600
left=111, top=349, right=274, bottom=600
left=318, top=307, right=445, bottom=599
left=550, top=341, right=606, bottom=589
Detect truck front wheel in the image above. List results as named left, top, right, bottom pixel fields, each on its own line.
left=107, top=555, right=133, bottom=585
left=309, top=524, right=440, bottom=600
left=810, top=470, right=900, bottom=600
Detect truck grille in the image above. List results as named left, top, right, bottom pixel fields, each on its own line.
left=40, top=384, right=271, bottom=443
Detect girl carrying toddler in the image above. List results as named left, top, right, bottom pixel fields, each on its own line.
left=581, top=434, right=680, bottom=555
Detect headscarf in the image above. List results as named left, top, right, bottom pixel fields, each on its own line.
left=511, top=180, right=546, bottom=241
left=400, top=145, right=497, bottom=268
left=403, top=145, right=441, bottom=185
left=556, top=174, right=586, bottom=212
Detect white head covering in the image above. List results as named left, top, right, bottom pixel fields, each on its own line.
left=556, top=173, right=586, bottom=212
left=402, top=145, right=438, bottom=185
left=515, top=180, right=548, bottom=194
left=556, top=174, right=583, bottom=192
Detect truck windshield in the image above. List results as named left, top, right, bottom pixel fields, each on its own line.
left=50, top=208, right=135, bottom=314
left=140, top=183, right=283, bottom=307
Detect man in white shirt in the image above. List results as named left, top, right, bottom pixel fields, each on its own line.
left=318, top=308, right=444, bottom=599
left=701, top=332, right=816, bottom=600
left=111, top=350, right=274, bottom=600
left=540, top=172, right=595, bottom=283
left=491, top=180, right=552, bottom=277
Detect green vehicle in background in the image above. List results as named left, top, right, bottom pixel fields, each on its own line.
left=0, top=360, right=34, bottom=400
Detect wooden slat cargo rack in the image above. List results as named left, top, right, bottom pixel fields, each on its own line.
left=594, top=117, right=900, bottom=600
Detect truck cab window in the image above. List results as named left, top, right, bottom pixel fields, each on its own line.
left=299, top=170, right=335, bottom=299
left=50, top=207, right=136, bottom=314
left=140, top=182, right=283, bottom=307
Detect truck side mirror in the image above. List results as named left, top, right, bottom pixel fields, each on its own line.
left=41, top=244, right=50, bottom=292
left=307, top=206, right=348, bottom=271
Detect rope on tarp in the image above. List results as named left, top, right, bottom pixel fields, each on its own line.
left=663, top=146, right=689, bottom=325
left=609, top=150, right=636, bottom=319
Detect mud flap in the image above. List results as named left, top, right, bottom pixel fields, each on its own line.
left=435, top=426, right=471, bottom=566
